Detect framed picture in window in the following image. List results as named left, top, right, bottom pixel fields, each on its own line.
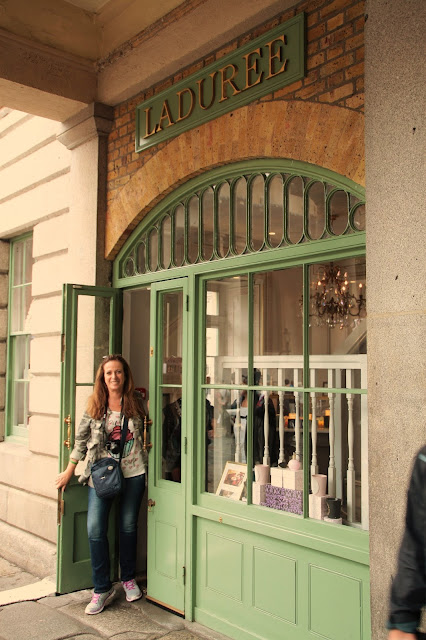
left=216, top=461, right=248, bottom=500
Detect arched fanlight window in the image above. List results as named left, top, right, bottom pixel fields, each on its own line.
left=117, top=162, right=365, bottom=280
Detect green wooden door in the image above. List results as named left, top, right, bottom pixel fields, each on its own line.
left=147, top=278, right=188, bottom=614
left=57, top=284, right=122, bottom=593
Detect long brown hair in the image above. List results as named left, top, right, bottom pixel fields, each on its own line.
left=86, top=355, right=144, bottom=419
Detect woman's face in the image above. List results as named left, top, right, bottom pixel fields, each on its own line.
left=103, top=359, right=125, bottom=395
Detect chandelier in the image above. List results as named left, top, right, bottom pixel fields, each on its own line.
left=309, top=264, right=366, bottom=328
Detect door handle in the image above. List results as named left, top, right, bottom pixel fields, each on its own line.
left=143, top=416, right=153, bottom=452
left=148, top=499, right=156, bottom=511
left=64, top=415, right=71, bottom=450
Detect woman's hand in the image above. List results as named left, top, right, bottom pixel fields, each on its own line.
left=55, top=463, right=76, bottom=490
left=388, top=630, right=417, bottom=639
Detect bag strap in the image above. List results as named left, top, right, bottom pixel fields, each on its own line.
left=118, top=416, right=129, bottom=463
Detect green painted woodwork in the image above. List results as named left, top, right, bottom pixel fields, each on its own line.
left=147, top=278, right=188, bottom=612
left=194, top=518, right=370, bottom=640
left=109, top=160, right=369, bottom=638
left=135, top=15, right=305, bottom=152
left=57, top=284, right=122, bottom=594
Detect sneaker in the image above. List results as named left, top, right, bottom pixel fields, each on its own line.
left=122, top=579, right=142, bottom=602
left=85, top=587, right=115, bottom=615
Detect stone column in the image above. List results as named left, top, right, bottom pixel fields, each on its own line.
left=365, top=1, right=426, bottom=638
left=57, top=102, right=114, bottom=287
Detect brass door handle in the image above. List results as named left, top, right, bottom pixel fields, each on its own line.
left=64, top=415, right=71, bottom=450
left=143, top=416, right=153, bottom=452
left=148, top=499, right=156, bottom=511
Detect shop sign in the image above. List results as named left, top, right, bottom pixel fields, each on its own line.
left=135, top=13, right=305, bottom=152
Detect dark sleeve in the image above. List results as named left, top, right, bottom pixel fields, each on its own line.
left=388, top=446, right=426, bottom=632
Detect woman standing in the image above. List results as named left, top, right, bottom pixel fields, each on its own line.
left=56, top=355, right=147, bottom=615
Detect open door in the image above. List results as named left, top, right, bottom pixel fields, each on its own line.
left=146, top=278, right=188, bottom=614
left=57, top=284, right=122, bottom=593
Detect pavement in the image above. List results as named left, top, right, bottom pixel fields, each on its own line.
left=0, top=557, right=231, bottom=640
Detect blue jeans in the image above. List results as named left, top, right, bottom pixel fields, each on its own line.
left=87, top=473, right=145, bottom=593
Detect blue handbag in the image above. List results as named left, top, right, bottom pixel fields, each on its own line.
left=91, top=416, right=128, bottom=499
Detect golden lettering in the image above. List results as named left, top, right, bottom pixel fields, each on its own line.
left=242, top=48, right=263, bottom=90
left=158, top=99, right=175, bottom=130
left=144, top=107, right=157, bottom=138
left=197, top=72, right=217, bottom=110
left=176, top=87, right=195, bottom=122
left=219, top=64, right=241, bottom=103
left=266, top=35, right=287, bottom=79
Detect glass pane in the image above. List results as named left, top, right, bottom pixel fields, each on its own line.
left=76, top=295, right=113, bottom=384
left=148, top=228, right=158, bottom=271
left=11, top=287, right=22, bottom=332
left=124, top=255, right=135, bottom=277
left=174, top=204, right=185, bottom=266
left=329, top=190, right=348, bottom=235
left=251, top=174, right=265, bottom=251
left=201, top=187, right=214, bottom=261
left=287, top=176, right=304, bottom=244
left=187, top=196, right=199, bottom=264
left=253, top=267, right=303, bottom=387
left=137, top=241, right=146, bottom=274
left=267, top=174, right=283, bottom=248
left=23, top=283, right=32, bottom=332
left=162, top=386, right=182, bottom=482
left=161, top=216, right=171, bottom=268
left=13, top=381, right=27, bottom=427
left=217, top=182, right=230, bottom=258
left=13, top=335, right=29, bottom=379
left=161, top=291, right=183, bottom=385
left=25, top=237, right=33, bottom=284
left=353, top=204, right=366, bottom=231
left=309, top=257, right=367, bottom=342
left=205, top=275, right=248, bottom=386
left=13, top=241, right=24, bottom=286
left=308, top=391, right=365, bottom=526
left=308, top=181, right=325, bottom=240
left=233, top=177, right=247, bottom=255
left=206, top=386, right=247, bottom=499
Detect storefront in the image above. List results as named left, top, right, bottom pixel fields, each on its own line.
left=1, top=2, right=424, bottom=640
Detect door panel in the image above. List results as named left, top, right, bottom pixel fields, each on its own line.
left=147, top=279, right=187, bottom=613
left=57, top=284, right=122, bottom=593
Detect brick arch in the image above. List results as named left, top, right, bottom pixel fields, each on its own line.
left=106, top=100, right=364, bottom=259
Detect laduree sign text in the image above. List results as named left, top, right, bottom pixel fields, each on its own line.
left=135, top=13, right=305, bottom=152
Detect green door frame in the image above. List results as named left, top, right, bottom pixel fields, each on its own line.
left=57, top=284, right=122, bottom=593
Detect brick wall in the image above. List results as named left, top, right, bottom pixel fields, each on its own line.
left=107, top=0, right=364, bottom=209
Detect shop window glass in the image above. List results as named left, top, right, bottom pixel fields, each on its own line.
left=201, top=187, right=214, bottom=261
left=307, top=181, right=325, bottom=240
left=352, top=204, right=366, bottom=231
left=267, top=174, right=284, bottom=248
left=217, top=182, right=230, bottom=258
left=187, top=196, right=199, bottom=264
left=205, top=275, right=248, bottom=386
left=329, top=190, right=348, bottom=236
left=148, top=228, right=158, bottom=271
left=7, top=234, right=33, bottom=439
left=286, top=176, right=304, bottom=244
left=251, top=174, right=265, bottom=251
left=137, top=242, right=146, bottom=274
left=233, top=177, right=247, bottom=255
left=174, top=204, right=185, bottom=266
left=161, top=215, right=171, bottom=268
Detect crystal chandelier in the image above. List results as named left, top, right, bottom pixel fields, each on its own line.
left=309, top=264, right=366, bottom=328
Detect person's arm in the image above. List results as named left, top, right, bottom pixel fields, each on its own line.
left=387, top=447, right=426, bottom=635
left=55, top=413, right=92, bottom=490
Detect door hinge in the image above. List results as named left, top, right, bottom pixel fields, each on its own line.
left=186, top=295, right=189, bottom=312
left=57, top=491, right=65, bottom=526
left=184, top=436, right=187, bottom=454
left=182, top=566, right=186, bottom=585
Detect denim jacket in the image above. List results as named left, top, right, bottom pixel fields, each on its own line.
left=70, top=407, right=147, bottom=485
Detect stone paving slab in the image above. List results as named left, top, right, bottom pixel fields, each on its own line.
left=0, top=600, right=97, bottom=640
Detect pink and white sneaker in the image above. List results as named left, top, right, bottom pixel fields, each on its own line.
left=122, top=579, right=142, bottom=602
